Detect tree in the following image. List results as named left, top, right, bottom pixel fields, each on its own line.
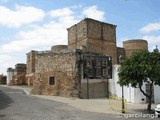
left=118, top=49, right=160, bottom=111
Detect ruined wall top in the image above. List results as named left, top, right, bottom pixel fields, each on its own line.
left=15, top=63, right=26, bottom=68
left=51, top=45, right=68, bottom=52
left=67, top=18, right=117, bottom=49
left=67, top=18, right=116, bottom=30
left=123, top=39, right=148, bottom=50
left=7, top=67, right=14, bottom=72
left=123, top=39, right=148, bottom=44
left=15, top=63, right=26, bottom=73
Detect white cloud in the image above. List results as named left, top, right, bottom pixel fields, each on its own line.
left=142, top=35, right=160, bottom=51
left=1, top=22, right=68, bottom=52
left=0, top=5, right=45, bottom=27
left=0, top=5, right=106, bottom=73
left=142, top=35, right=160, bottom=44
left=140, top=22, right=160, bottom=33
left=48, top=8, right=73, bottom=17
left=48, top=7, right=79, bottom=25
left=117, top=37, right=129, bottom=47
left=0, top=54, right=13, bottom=73
left=82, top=6, right=105, bottom=21
left=139, top=21, right=160, bottom=51
left=0, top=55, right=12, bottom=64
left=0, top=8, right=79, bottom=53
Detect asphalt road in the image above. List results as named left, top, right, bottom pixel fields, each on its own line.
left=0, top=86, right=159, bottom=120
left=0, top=86, right=114, bottom=120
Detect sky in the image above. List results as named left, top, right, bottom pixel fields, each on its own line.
left=0, top=0, right=160, bottom=74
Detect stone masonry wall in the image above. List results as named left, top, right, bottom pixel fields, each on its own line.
left=87, top=38, right=117, bottom=64
left=68, top=18, right=117, bottom=64
left=9, top=63, right=27, bottom=85
left=87, top=19, right=117, bottom=64
left=26, top=50, right=37, bottom=74
left=30, top=50, right=81, bottom=97
left=26, top=51, right=38, bottom=86
left=68, top=20, right=87, bottom=49
left=87, top=19, right=116, bottom=42
left=123, top=39, right=148, bottom=58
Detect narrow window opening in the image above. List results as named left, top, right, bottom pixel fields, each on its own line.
left=49, top=77, right=55, bottom=85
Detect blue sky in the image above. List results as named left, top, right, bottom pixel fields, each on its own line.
left=0, top=0, right=160, bottom=74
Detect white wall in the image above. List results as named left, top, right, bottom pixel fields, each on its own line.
left=7, top=71, right=14, bottom=85
left=110, top=65, right=160, bottom=104
left=132, top=86, right=146, bottom=103
left=154, top=85, right=160, bottom=104
left=109, top=65, right=121, bottom=97
left=109, top=65, right=146, bottom=104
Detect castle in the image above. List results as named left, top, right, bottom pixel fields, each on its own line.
left=7, top=18, right=150, bottom=100
left=26, top=18, right=148, bottom=98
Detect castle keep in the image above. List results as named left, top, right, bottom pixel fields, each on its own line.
left=67, top=18, right=117, bottom=64
left=24, top=18, right=148, bottom=99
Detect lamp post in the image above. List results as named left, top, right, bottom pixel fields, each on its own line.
left=119, top=55, right=125, bottom=113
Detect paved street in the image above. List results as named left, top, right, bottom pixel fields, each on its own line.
left=0, top=86, right=114, bottom=120
left=0, top=86, right=159, bottom=120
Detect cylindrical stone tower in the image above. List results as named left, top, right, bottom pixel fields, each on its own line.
left=51, top=45, right=67, bottom=52
left=7, top=67, right=14, bottom=85
left=123, top=39, right=148, bottom=58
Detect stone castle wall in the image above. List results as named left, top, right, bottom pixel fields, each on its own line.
left=0, top=74, right=7, bottom=84
left=68, top=19, right=87, bottom=49
left=26, top=50, right=37, bottom=74
left=68, top=18, right=117, bottom=64
left=14, top=64, right=27, bottom=85
left=30, top=50, right=81, bottom=97
left=25, top=18, right=149, bottom=99
left=7, top=64, right=27, bottom=85
left=26, top=50, right=39, bottom=86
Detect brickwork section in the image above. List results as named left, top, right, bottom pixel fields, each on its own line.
left=26, top=50, right=37, bottom=74
left=68, top=20, right=87, bottom=48
left=51, top=45, right=68, bottom=52
left=68, top=18, right=117, bottom=64
left=123, top=39, right=148, bottom=58
left=14, top=64, right=27, bottom=85
left=29, top=49, right=81, bottom=97
left=26, top=50, right=38, bottom=86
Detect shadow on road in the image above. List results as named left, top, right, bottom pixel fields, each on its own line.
left=0, top=90, right=14, bottom=110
